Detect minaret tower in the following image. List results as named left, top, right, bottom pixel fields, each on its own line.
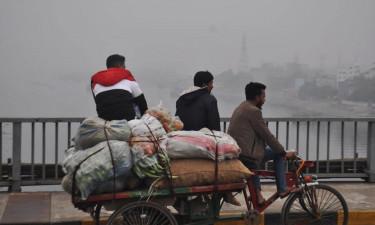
left=238, top=33, right=249, bottom=73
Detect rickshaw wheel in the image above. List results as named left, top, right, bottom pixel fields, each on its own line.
left=281, top=184, right=348, bottom=225
left=106, top=201, right=178, bottom=225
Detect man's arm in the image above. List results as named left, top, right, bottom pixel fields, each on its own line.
left=205, top=97, right=221, bottom=131
left=250, top=109, right=284, bottom=154
left=130, top=81, right=148, bottom=115
left=90, top=79, right=97, bottom=103
left=134, top=94, right=148, bottom=115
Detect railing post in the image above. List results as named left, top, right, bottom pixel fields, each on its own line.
left=11, top=122, right=22, bottom=192
left=366, top=121, right=375, bottom=182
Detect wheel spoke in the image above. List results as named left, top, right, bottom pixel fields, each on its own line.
left=146, top=207, right=156, bottom=224
left=121, top=209, right=134, bottom=225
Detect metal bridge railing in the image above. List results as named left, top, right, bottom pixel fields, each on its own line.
left=221, top=117, right=375, bottom=181
left=0, top=118, right=83, bottom=192
left=1, top=117, right=375, bottom=192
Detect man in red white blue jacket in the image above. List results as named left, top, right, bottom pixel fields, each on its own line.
left=91, top=54, right=148, bottom=121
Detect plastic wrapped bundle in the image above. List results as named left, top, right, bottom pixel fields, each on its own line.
left=199, top=128, right=241, bottom=156
left=61, top=171, right=142, bottom=195
left=145, top=105, right=184, bottom=132
left=73, top=116, right=132, bottom=150
left=131, top=147, right=171, bottom=179
left=128, top=114, right=166, bottom=138
left=170, top=116, right=184, bottom=132
left=160, top=129, right=240, bottom=161
left=129, top=136, right=163, bottom=156
left=145, top=105, right=172, bottom=131
left=62, top=140, right=133, bottom=200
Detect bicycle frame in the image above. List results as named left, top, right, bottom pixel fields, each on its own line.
left=244, top=159, right=316, bottom=213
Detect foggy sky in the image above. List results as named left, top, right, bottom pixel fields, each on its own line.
left=1, top=0, right=375, bottom=117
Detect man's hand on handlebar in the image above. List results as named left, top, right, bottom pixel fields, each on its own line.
left=285, top=149, right=298, bottom=159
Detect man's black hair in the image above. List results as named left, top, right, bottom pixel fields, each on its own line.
left=194, top=71, right=214, bottom=87
left=106, top=54, right=125, bottom=68
left=245, top=82, right=266, bottom=100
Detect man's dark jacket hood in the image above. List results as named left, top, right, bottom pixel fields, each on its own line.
left=179, top=88, right=208, bottom=103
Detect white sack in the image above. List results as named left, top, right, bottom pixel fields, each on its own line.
left=73, top=116, right=132, bottom=150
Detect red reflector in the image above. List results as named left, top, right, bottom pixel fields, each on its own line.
left=305, top=176, right=311, bottom=182
left=304, top=161, right=314, bottom=168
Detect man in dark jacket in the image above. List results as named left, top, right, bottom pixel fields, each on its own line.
left=91, top=54, right=148, bottom=121
left=175, top=71, right=220, bottom=131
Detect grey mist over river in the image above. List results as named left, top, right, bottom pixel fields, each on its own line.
left=1, top=1, right=375, bottom=191
left=0, top=82, right=370, bottom=166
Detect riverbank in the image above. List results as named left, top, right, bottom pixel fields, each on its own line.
left=216, top=91, right=375, bottom=118
left=268, top=95, right=375, bottom=117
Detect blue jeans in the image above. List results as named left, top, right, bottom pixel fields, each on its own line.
left=240, top=147, right=287, bottom=193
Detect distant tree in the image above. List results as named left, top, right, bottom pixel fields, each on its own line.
left=347, top=75, right=375, bottom=102
left=268, top=75, right=295, bottom=91
left=215, top=69, right=253, bottom=90
left=298, top=80, right=337, bottom=100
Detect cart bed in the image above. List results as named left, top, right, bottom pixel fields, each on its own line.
left=74, top=182, right=247, bottom=203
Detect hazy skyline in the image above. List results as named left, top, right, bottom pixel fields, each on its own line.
left=1, top=0, right=375, bottom=117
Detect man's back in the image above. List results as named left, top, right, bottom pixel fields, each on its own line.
left=228, top=100, right=283, bottom=164
left=91, top=67, right=147, bottom=121
left=176, top=87, right=220, bottom=131
left=228, top=101, right=263, bottom=160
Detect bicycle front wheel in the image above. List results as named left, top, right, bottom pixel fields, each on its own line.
left=281, top=184, right=348, bottom=225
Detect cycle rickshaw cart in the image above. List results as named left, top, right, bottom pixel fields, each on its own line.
left=72, top=156, right=349, bottom=225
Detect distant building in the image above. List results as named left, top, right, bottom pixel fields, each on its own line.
left=295, top=78, right=305, bottom=90
left=361, top=62, right=375, bottom=79
left=336, top=63, right=361, bottom=97
left=315, top=75, right=337, bottom=88
left=336, top=62, right=375, bottom=98
left=337, top=64, right=360, bottom=82
left=337, top=81, right=351, bottom=97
